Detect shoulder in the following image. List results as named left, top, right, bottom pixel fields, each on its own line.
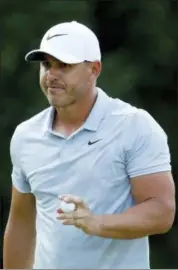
left=109, top=97, right=138, bottom=117
left=109, top=97, right=167, bottom=146
left=111, top=97, right=166, bottom=133
left=10, top=107, right=51, bottom=154
left=127, top=108, right=167, bottom=139
left=13, top=107, right=51, bottom=136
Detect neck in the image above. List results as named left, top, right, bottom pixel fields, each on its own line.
left=54, top=87, right=98, bottom=127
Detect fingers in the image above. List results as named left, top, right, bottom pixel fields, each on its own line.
left=57, top=208, right=64, bottom=214
left=58, top=211, right=85, bottom=230
left=59, top=194, right=88, bottom=210
left=60, top=218, right=84, bottom=229
left=57, top=194, right=90, bottom=230
left=57, top=210, right=87, bottom=220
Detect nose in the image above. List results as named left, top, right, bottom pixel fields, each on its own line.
left=46, top=67, right=59, bottom=81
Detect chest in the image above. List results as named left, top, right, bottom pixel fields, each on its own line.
left=21, top=128, right=128, bottom=209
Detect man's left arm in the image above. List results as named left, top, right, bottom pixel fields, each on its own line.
left=94, top=171, right=175, bottom=239
left=94, top=110, right=176, bottom=239
left=58, top=173, right=175, bottom=239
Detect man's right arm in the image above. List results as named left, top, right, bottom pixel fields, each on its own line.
left=3, top=186, right=36, bottom=269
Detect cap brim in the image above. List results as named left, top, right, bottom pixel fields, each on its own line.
left=25, top=49, right=84, bottom=64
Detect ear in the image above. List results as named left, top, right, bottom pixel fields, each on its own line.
left=92, top=61, right=102, bottom=78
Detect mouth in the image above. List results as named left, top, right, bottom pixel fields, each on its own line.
left=48, top=86, right=65, bottom=93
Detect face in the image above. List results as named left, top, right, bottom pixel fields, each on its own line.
left=39, top=54, right=100, bottom=109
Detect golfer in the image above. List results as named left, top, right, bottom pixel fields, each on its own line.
left=3, top=21, right=175, bottom=269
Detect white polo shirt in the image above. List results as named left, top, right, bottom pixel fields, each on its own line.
left=10, top=88, right=171, bottom=269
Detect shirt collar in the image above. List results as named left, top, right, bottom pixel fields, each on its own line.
left=83, top=87, right=111, bottom=131
left=43, top=106, right=55, bottom=136
left=43, top=87, right=111, bottom=135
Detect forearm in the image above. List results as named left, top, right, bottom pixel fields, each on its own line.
left=95, top=198, right=174, bottom=239
left=3, top=223, right=36, bottom=269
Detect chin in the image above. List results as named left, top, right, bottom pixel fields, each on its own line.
left=48, top=99, right=68, bottom=109
left=48, top=95, right=76, bottom=108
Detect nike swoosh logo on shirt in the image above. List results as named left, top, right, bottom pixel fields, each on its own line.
left=88, top=139, right=102, bottom=145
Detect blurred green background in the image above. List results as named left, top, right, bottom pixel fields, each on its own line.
left=0, top=0, right=177, bottom=268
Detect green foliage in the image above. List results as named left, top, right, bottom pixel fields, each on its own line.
left=1, top=0, right=177, bottom=268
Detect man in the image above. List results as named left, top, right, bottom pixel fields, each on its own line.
left=3, top=21, right=175, bottom=269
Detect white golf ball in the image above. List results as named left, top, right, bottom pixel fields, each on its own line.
left=59, top=200, right=76, bottom=213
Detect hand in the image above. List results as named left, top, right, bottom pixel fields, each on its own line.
left=57, top=194, right=101, bottom=235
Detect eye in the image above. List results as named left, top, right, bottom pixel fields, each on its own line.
left=59, top=62, right=70, bottom=69
left=41, top=61, right=50, bottom=69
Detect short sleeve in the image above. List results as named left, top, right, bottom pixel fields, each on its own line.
left=10, top=125, right=31, bottom=193
left=125, top=109, right=171, bottom=178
